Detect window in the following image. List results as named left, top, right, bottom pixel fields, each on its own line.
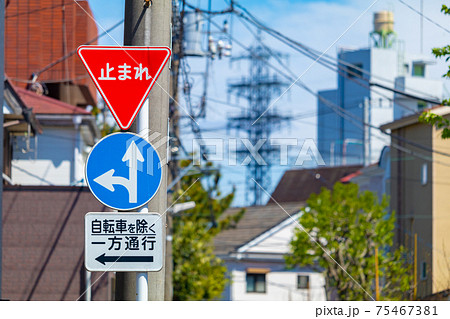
left=246, top=273, right=266, bottom=293
left=420, top=261, right=427, bottom=280
left=346, top=63, right=363, bottom=78
left=297, top=275, right=310, bottom=289
left=417, top=101, right=427, bottom=110
left=421, top=163, right=428, bottom=185
left=403, top=63, right=409, bottom=74
left=412, top=63, right=425, bottom=77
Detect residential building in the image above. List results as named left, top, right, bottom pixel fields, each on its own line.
left=3, top=78, right=41, bottom=180
left=340, top=146, right=391, bottom=202
left=215, top=203, right=327, bottom=301
left=5, top=0, right=98, bottom=107
left=380, top=106, right=450, bottom=298
left=10, top=86, right=99, bottom=186
left=1, top=80, right=105, bottom=301
left=318, top=11, right=443, bottom=166
left=269, top=165, right=362, bottom=204
left=1, top=186, right=110, bottom=300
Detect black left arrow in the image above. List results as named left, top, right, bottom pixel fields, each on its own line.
left=95, top=253, right=154, bottom=265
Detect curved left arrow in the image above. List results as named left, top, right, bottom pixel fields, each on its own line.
left=93, top=141, right=144, bottom=203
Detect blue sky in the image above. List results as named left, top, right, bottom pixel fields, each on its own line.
left=88, top=0, right=450, bottom=206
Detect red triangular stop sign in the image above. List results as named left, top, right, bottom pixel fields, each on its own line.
left=77, top=45, right=171, bottom=130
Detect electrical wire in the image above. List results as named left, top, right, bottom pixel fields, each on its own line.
left=397, top=0, right=450, bottom=35
left=232, top=1, right=443, bottom=102
left=205, top=14, right=450, bottom=161
left=5, top=1, right=77, bottom=19
left=33, top=19, right=124, bottom=78
left=235, top=10, right=438, bottom=112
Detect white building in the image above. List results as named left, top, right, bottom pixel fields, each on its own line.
left=10, top=87, right=99, bottom=186
left=318, top=12, right=443, bottom=167
left=2, top=79, right=41, bottom=182
left=214, top=203, right=327, bottom=301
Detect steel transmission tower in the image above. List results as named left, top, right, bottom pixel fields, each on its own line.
left=227, top=39, right=289, bottom=206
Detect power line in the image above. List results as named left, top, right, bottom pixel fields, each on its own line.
left=218, top=12, right=450, bottom=159
left=8, top=74, right=90, bottom=84
left=206, top=3, right=433, bottom=127
left=205, top=12, right=450, bottom=163
left=33, top=19, right=124, bottom=78
left=237, top=10, right=439, bottom=109
left=232, top=1, right=442, bottom=102
left=397, top=0, right=450, bottom=35
left=5, top=2, right=77, bottom=19
left=184, top=1, right=233, bottom=15
left=185, top=4, right=450, bottom=177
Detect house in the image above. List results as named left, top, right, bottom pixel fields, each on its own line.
left=214, top=203, right=326, bottom=301
left=340, top=146, right=391, bottom=202
left=1, top=81, right=107, bottom=301
left=1, top=186, right=110, bottom=300
left=5, top=0, right=98, bottom=107
left=3, top=78, right=41, bottom=180
left=380, top=106, right=450, bottom=298
left=269, top=165, right=362, bottom=204
left=10, top=86, right=99, bottom=186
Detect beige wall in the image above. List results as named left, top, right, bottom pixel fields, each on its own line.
left=391, top=115, right=450, bottom=297
left=391, top=122, right=433, bottom=297
left=432, top=119, right=450, bottom=293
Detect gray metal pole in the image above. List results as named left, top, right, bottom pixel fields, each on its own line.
left=0, top=0, right=5, bottom=301
left=146, top=0, right=171, bottom=301
left=115, top=0, right=152, bottom=301
left=120, top=0, right=171, bottom=301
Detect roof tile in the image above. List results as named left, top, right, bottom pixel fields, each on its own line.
left=14, top=86, right=91, bottom=115
left=269, top=165, right=362, bottom=204
left=214, top=202, right=304, bottom=256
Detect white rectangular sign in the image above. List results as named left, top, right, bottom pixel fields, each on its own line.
left=85, top=212, right=163, bottom=272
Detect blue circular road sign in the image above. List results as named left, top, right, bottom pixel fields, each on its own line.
left=85, top=132, right=162, bottom=210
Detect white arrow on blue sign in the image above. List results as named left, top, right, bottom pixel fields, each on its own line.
left=85, top=132, right=162, bottom=211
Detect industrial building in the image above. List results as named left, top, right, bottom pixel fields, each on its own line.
left=318, top=11, right=443, bottom=166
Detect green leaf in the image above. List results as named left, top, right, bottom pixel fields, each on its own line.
left=172, top=161, right=244, bottom=300
left=287, top=182, right=412, bottom=300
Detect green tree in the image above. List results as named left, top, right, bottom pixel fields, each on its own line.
left=286, top=182, right=412, bottom=301
left=172, top=161, right=244, bottom=300
left=419, top=4, right=450, bottom=138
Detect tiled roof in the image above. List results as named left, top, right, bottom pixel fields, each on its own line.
left=2, top=186, right=110, bottom=301
left=268, top=165, right=362, bottom=204
left=340, top=170, right=362, bottom=183
left=214, top=202, right=304, bottom=256
left=14, top=87, right=91, bottom=115
left=5, top=0, right=98, bottom=103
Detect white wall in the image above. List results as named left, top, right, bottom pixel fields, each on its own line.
left=318, top=46, right=443, bottom=167
left=394, top=76, right=443, bottom=120
left=244, top=219, right=297, bottom=255
left=11, top=126, right=82, bottom=186
left=222, top=215, right=327, bottom=301
left=226, top=262, right=326, bottom=301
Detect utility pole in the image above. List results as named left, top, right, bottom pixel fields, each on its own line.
left=116, top=0, right=171, bottom=301
left=164, top=0, right=185, bottom=301
left=0, top=0, right=5, bottom=301
left=374, top=246, right=379, bottom=301
left=413, top=233, right=417, bottom=300
left=146, top=0, right=171, bottom=301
